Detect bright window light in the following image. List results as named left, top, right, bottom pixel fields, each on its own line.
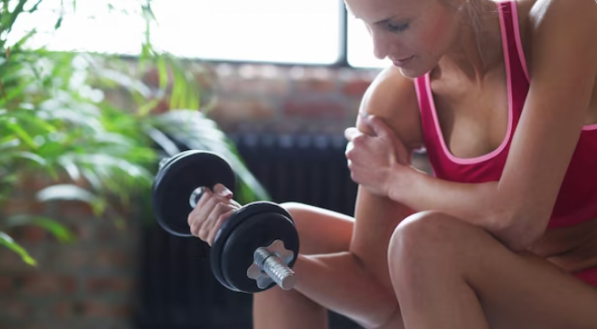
left=8, top=0, right=342, bottom=65
left=151, top=0, right=342, bottom=64
left=8, top=0, right=147, bottom=55
left=346, top=14, right=391, bottom=69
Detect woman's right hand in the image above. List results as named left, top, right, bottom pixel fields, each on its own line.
left=187, top=183, right=241, bottom=246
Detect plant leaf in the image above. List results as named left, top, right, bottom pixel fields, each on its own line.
left=0, top=232, right=37, bottom=266
left=35, top=184, right=105, bottom=215
left=5, top=215, right=75, bottom=243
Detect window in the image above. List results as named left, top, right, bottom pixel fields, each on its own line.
left=346, top=14, right=389, bottom=69
left=9, top=0, right=147, bottom=55
left=8, top=0, right=387, bottom=68
left=151, top=0, right=342, bottom=65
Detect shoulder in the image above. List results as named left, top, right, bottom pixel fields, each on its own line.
left=357, top=66, right=424, bottom=152
left=516, top=0, right=597, bottom=74
left=516, top=0, right=597, bottom=31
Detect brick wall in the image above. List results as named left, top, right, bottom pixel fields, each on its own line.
left=149, top=63, right=383, bottom=135
left=0, top=62, right=430, bottom=329
left=0, top=176, right=141, bottom=329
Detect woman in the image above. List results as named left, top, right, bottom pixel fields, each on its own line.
left=188, top=0, right=597, bottom=327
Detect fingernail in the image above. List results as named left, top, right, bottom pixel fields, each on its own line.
left=359, top=111, right=369, bottom=118
left=214, top=184, right=232, bottom=197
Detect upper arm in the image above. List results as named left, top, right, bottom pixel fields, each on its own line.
left=349, top=67, right=423, bottom=269
left=355, top=66, right=424, bottom=153
left=497, top=0, right=597, bottom=236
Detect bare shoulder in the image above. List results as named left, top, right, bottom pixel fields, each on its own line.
left=518, top=0, right=597, bottom=65
left=356, top=66, right=424, bottom=152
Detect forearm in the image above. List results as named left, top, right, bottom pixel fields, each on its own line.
left=389, top=167, right=505, bottom=233
left=292, top=252, right=398, bottom=328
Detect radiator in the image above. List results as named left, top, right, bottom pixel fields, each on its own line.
left=134, top=133, right=362, bottom=329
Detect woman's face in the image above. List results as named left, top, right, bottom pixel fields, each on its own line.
left=345, top=0, right=463, bottom=77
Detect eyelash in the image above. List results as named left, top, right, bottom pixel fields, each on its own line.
left=388, top=23, right=409, bottom=33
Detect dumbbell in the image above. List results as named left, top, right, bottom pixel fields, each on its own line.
left=151, top=150, right=300, bottom=293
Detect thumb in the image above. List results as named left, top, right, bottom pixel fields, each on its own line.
left=367, top=116, right=411, bottom=164
left=366, top=115, right=393, bottom=138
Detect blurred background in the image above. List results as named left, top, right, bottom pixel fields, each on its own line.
left=0, top=1, right=431, bottom=328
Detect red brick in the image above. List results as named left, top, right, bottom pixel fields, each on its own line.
left=194, top=69, right=216, bottom=91
left=0, top=299, right=33, bottom=319
left=211, top=98, right=276, bottom=122
left=55, top=300, right=131, bottom=319
left=342, top=78, right=373, bottom=97
left=0, top=274, right=77, bottom=295
left=1, top=198, right=45, bottom=217
left=217, top=76, right=290, bottom=97
left=21, top=226, right=48, bottom=243
left=86, top=277, right=133, bottom=293
left=90, top=250, right=131, bottom=270
left=293, top=78, right=337, bottom=93
left=44, top=248, right=89, bottom=269
left=283, top=99, right=347, bottom=119
left=18, top=173, right=53, bottom=192
left=0, top=276, right=12, bottom=293
left=0, top=249, right=39, bottom=272
left=56, top=201, right=95, bottom=219
left=4, top=226, right=49, bottom=244
left=66, top=222, right=95, bottom=241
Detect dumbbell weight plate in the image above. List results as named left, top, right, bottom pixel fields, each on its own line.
left=221, top=213, right=299, bottom=293
left=210, top=202, right=298, bottom=292
left=152, top=150, right=236, bottom=237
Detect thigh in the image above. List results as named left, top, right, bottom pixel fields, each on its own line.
left=428, top=215, right=597, bottom=328
left=480, top=252, right=597, bottom=329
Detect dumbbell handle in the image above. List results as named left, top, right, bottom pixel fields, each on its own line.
left=254, top=247, right=297, bottom=290
left=189, top=186, right=206, bottom=208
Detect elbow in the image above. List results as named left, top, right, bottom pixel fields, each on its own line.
left=490, top=210, right=548, bottom=252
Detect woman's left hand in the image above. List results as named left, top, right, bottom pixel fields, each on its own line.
left=344, top=114, right=411, bottom=197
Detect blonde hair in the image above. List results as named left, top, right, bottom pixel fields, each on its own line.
left=455, top=0, right=499, bottom=59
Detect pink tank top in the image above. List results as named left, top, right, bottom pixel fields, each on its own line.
left=414, top=1, right=597, bottom=229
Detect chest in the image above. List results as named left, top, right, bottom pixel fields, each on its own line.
left=431, top=73, right=510, bottom=159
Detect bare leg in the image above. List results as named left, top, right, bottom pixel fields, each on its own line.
left=388, top=211, right=597, bottom=329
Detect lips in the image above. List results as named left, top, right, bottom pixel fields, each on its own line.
left=392, top=56, right=414, bottom=67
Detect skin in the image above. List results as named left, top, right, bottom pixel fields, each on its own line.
left=188, top=0, right=597, bottom=327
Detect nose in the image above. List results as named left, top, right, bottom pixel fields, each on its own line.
left=371, top=32, right=390, bottom=60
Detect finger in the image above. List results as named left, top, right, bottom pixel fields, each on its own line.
left=198, top=202, right=233, bottom=241
left=188, top=188, right=213, bottom=226
left=230, top=199, right=242, bottom=209
left=207, top=208, right=236, bottom=246
left=189, top=192, right=222, bottom=237
left=195, top=187, right=214, bottom=210
left=395, top=138, right=412, bottom=165
left=213, top=183, right=233, bottom=199
left=365, top=115, right=394, bottom=138
left=344, top=127, right=362, bottom=142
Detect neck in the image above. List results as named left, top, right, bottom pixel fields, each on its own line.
left=437, top=0, right=503, bottom=84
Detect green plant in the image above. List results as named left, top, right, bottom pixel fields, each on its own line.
left=0, top=0, right=267, bottom=265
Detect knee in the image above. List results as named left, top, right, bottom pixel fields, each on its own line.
left=387, top=211, right=463, bottom=267
left=279, top=202, right=304, bottom=216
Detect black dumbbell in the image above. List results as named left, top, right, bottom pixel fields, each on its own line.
left=151, top=150, right=300, bottom=293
